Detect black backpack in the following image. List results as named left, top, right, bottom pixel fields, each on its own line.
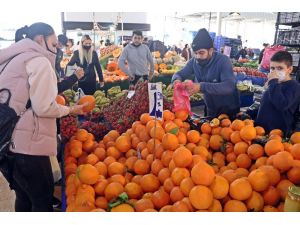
left=0, top=88, right=22, bottom=163
left=0, top=56, right=30, bottom=164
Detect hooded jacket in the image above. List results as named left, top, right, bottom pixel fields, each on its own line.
left=0, top=39, right=70, bottom=156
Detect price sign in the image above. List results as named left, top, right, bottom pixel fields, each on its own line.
left=148, top=83, right=163, bottom=121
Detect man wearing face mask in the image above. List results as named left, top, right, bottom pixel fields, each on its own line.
left=118, top=30, right=154, bottom=85
left=172, top=28, right=240, bottom=118
left=256, top=51, right=300, bottom=136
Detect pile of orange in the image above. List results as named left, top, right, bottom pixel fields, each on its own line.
left=64, top=110, right=300, bottom=212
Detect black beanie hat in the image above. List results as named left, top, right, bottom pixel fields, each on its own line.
left=192, top=28, right=214, bottom=52
left=58, top=34, right=68, bottom=46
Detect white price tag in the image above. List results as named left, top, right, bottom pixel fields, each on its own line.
left=148, top=83, right=163, bottom=120
left=127, top=91, right=135, bottom=99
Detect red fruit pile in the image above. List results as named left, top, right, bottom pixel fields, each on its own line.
left=80, top=121, right=109, bottom=140
left=60, top=116, right=78, bottom=141
left=103, top=81, right=173, bottom=134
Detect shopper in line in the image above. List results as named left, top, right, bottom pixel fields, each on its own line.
left=67, top=34, right=104, bottom=95
left=256, top=51, right=300, bottom=136
left=258, top=43, right=270, bottom=64
left=0, top=22, right=87, bottom=212
left=181, top=44, right=192, bottom=61
left=118, top=30, right=154, bottom=85
left=172, top=28, right=240, bottom=119
left=236, top=46, right=247, bottom=59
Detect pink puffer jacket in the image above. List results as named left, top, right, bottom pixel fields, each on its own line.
left=0, top=39, right=70, bottom=156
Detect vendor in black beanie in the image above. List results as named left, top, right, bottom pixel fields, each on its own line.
left=172, top=28, right=240, bottom=119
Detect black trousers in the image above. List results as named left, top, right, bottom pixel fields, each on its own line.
left=2, top=152, right=54, bottom=212
left=130, top=75, right=148, bottom=86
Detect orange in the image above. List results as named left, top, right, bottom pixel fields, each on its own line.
left=248, top=169, right=270, bottom=192
left=175, top=109, right=189, bottom=121
left=140, top=174, right=160, bottom=193
left=290, top=132, right=300, bottom=144
left=221, top=118, right=231, bottom=128
left=172, top=201, right=190, bottom=212
left=191, top=160, right=215, bottom=186
left=247, top=144, right=264, bottom=160
left=56, top=95, right=65, bottom=105
left=287, top=167, right=300, bottom=184
left=201, top=123, right=212, bottom=134
left=94, top=179, right=109, bottom=196
left=108, top=175, right=126, bottom=186
left=240, top=125, right=257, bottom=141
left=259, top=165, right=281, bottom=186
left=224, top=200, right=247, bottom=212
left=163, top=178, right=175, bottom=193
left=95, top=197, right=108, bottom=210
left=93, top=147, right=106, bottom=161
left=124, top=182, right=143, bottom=199
left=220, top=127, right=233, bottom=141
left=229, top=178, right=253, bottom=201
left=193, top=146, right=209, bottom=161
left=107, top=162, right=125, bottom=177
left=186, top=130, right=201, bottom=144
left=270, top=129, right=283, bottom=137
left=104, top=182, right=124, bottom=201
left=161, top=150, right=174, bottom=167
left=177, top=132, right=187, bottom=145
left=162, top=133, right=179, bottom=151
left=150, top=126, right=165, bottom=141
left=230, top=131, right=242, bottom=144
left=76, top=164, right=99, bottom=185
left=134, top=160, right=150, bottom=175
left=209, top=135, right=224, bottom=150
left=75, top=129, right=89, bottom=142
left=291, top=143, right=300, bottom=160
left=209, top=175, right=229, bottom=200
left=264, top=140, right=284, bottom=156
left=158, top=168, right=171, bottom=184
left=172, top=146, right=193, bottom=168
left=170, top=186, right=185, bottom=203
left=234, top=142, right=249, bottom=156
left=151, top=159, right=164, bottom=176
left=115, top=136, right=131, bottom=153
left=171, top=167, right=190, bottom=186
left=272, top=151, right=293, bottom=172
left=140, top=113, right=153, bottom=125
left=231, top=119, right=245, bottom=131
left=163, top=110, right=175, bottom=121
left=236, top=153, right=252, bottom=169
left=94, top=162, right=107, bottom=177
left=106, top=146, right=121, bottom=160
left=180, top=177, right=195, bottom=197
left=246, top=191, right=264, bottom=212
left=78, top=95, right=95, bottom=113
left=277, top=179, right=294, bottom=201
left=189, top=185, right=213, bottom=210
left=255, top=126, right=265, bottom=136
left=263, top=186, right=281, bottom=206
left=134, top=199, right=154, bottom=212
left=152, top=188, right=170, bottom=209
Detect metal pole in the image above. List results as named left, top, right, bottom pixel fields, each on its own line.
left=61, top=12, right=65, bottom=35
left=208, top=12, right=212, bottom=31
left=216, top=12, right=222, bottom=36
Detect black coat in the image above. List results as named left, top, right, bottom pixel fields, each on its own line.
left=67, top=50, right=103, bottom=95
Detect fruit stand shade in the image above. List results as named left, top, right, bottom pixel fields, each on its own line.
left=62, top=21, right=150, bottom=31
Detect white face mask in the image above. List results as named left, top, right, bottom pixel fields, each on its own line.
left=277, top=71, right=286, bottom=82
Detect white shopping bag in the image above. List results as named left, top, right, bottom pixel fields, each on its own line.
left=50, top=156, right=61, bottom=183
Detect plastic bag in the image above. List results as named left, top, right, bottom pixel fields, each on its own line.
left=173, top=80, right=193, bottom=114
left=261, top=45, right=285, bottom=70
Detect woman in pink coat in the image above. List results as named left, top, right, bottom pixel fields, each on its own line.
left=0, top=23, right=86, bottom=212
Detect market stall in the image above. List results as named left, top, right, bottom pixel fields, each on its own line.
left=58, top=79, right=300, bottom=212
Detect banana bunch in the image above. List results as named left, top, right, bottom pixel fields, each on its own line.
left=94, top=90, right=106, bottom=98
left=107, top=86, right=122, bottom=99
left=95, top=96, right=110, bottom=111
left=63, top=89, right=76, bottom=104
